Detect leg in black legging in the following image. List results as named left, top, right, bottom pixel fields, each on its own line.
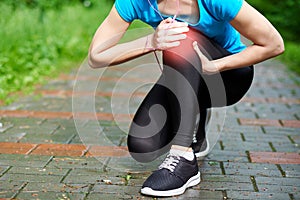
left=128, top=28, right=254, bottom=162
left=127, top=77, right=178, bottom=163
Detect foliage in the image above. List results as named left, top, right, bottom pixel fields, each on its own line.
left=247, top=0, right=300, bottom=74
left=280, top=42, right=300, bottom=74
left=247, top=0, right=300, bottom=42
left=0, top=0, right=113, bottom=103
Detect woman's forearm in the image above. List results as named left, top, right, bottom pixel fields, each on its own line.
left=88, top=34, right=154, bottom=68
left=214, top=41, right=285, bottom=71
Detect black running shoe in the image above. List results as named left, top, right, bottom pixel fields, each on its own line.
left=141, top=154, right=200, bottom=197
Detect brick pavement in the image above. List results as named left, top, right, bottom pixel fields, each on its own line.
left=0, top=55, right=299, bottom=199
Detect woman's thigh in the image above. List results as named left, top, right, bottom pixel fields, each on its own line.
left=163, top=28, right=254, bottom=109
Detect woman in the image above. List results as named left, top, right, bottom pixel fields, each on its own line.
left=88, top=0, right=284, bottom=197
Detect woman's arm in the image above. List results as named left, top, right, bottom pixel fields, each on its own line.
left=88, top=6, right=152, bottom=68
left=193, top=1, right=284, bottom=73
left=89, top=6, right=189, bottom=68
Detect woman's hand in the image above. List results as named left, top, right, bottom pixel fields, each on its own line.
left=150, top=18, right=189, bottom=51
left=193, top=41, right=220, bottom=75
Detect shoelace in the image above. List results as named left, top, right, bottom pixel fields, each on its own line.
left=158, top=154, right=180, bottom=172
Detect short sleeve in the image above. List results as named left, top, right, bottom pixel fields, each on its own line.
left=208, top=0, right=244, bottom=21
left=115, top=0, right=138, bottom=22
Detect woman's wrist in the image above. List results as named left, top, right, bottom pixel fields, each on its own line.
left=212, top=60, right=224, bottom=72
left=145, top=33, right=155, bottom=52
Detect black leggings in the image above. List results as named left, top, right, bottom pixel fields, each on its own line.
left=128, top=28, right=254, bottom=162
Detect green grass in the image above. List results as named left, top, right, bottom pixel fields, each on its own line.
left=0, top=1, right=151, bottom=105
left=246, top=0, right=300, bottom=75
left=0, top=1, right=113, bottom=104
left=280, top=42, right=300, bottom=75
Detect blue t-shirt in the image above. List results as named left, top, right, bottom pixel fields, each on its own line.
left=115, top=0, right=246, bottom=53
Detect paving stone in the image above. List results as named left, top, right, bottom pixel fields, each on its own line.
left=86, top=146, right=129, bottom=157
left=257, top=112, right=298, bottom=120
left=8, top=166, right=68, bottom=176
left=219, top=132, right=244, bottom=141
left=0, top=173, right=62, bottom=183
left=0, top=142, right=36, bottom=155
left=0, top=121, right=13, bottom=133
left=86, top=193, right=136, bottom=200
left=45, top=118, right=77, bottom=128
left=270, top=142, right=300, bottom=153
left=281, top=120, right=300, bottom=128
left=0, top=165, right=10, bottom=176
left=223, top=162, right=282, bottom=177
left=63, top=173, right=128, bottom=185
left=250, top=152, right=300, bottom=164
left=288, top=135, right=300, bottom=144
left=201, top=174, right=252, bottom=184
left=0, top=131, right=27, bottom=143
left=31, top=143, right=86, bottom=157
left=204, top=150, right=249, bottom=163
left=91, top=184, right=141, bottom=195
left=16, top=191, right=86, bottom=200
left=222, top=125, right=264, bottom=134
left=263, top=127, right=300, bottom=136
left=221, top=141, right=272, bottom=151
left=162, top=190, right=224, bottom=200
left=0, top=154, right=51, bottom=168
left=226, top=110, right=258, bottom=119
left=239, top=118, right=282, bottom=127
left=255, top=177, right=300, bottom=187
left=47, top=157, right=104, bottom=169
left=279, top=164, right=300, bottom=178
left=0, top=110, right=73, bottom=120
left=292, top=192, right=300, bottom=200
left=104, top=156, right=164, bottom=173
left=69, top=135, right=84, bottom=144
left=199, top=166, right=223, bottom=176
left=0, top=117, right=44, bottom=131
left=23, top=182, right=90, bottom=193
left=226, top=191, right=290, bottom=200
left=196, top=181, right=254, bottom=192
left=257, top=184, right=299, bottom=194
left=0, top=181, right=25, bottom=198
left=19, top=132, right=73, bottom=144
left=242, top=134, right=291, bottom=143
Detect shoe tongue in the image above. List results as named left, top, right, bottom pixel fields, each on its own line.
left=170, top=149, right=194, bottom=161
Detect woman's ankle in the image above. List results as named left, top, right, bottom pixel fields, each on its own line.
left=171, top=145, right=193, bottom=152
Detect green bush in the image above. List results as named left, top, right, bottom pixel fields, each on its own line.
left=248, top=0, right=300, bottom=42
left=0, top=0, right=113, bottom=103
left=247, top=0, right=300, bottom=74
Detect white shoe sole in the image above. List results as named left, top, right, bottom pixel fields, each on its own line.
left=141, top=172, right=201, bottom=197
left=194, top=138, right=210, bottom=158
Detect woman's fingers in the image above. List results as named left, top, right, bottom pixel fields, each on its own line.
left=193, top=41, right=205, bottom=58
left=157, top=27, right=189, bottom=37
left=163, top=34, right=187, bottom=42
left=153, top=19, right=189, bottom=50
left=161, top=41, right=181, bottom=48
left=193, top=41, right=219, bottom=75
